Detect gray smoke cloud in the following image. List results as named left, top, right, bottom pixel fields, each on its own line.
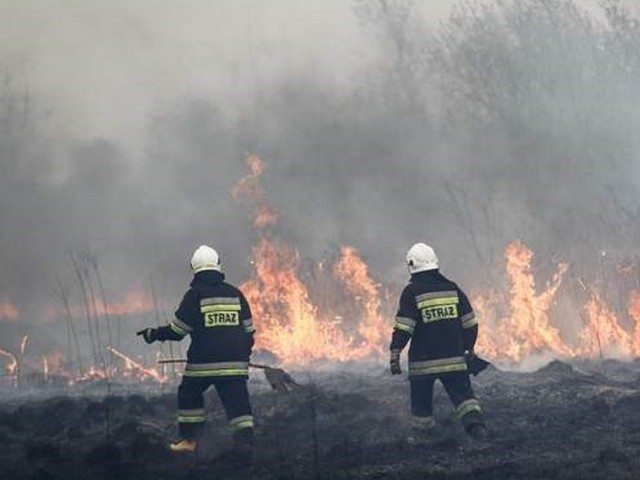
left=1, top=0, right=640, bottom=330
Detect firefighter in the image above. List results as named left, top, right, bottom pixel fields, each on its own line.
left=137, top=245, right=256, bottom=456
left=389, top=243, right=488, bottom=440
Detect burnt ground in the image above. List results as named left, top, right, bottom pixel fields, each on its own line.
left=1, top=359, right=640, bottom=480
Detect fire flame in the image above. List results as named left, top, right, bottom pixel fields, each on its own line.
left=627, top=291, right=640, bottom=356
left=0, top=348, right=17, bottom=376
left=108, top=347, right=167, bottom=383
left=333, top=246, right=388, bottom=358
left=475, top=241, right=640, bottom=365
left=232, top=154, right=279, bottom=229
left=235, top=155, right=390, bottom=364
left=474, top=242, right=572, bottom=361
left=45, top=290, right=155, bottom=320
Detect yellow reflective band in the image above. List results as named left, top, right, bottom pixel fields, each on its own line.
left=417, top=296, right=459, bottom=309
left=185, top=362, right=248, bottom=376
left=411, top=416, right=435, bottom=429
left=462, top=316, right=478, bottom=329
left=409, top=357, right=468, bottom=376
left=172, top=317, right=193, bottom=332
left=201, top=304, right=242, bottom=313
left=230, top=420, right=254, bottom=431
left=229, top=415, right=254, bottom=432
left=394, top=323, right=414, bottom=334
left=243, top=319, right=255, bottom=333
left=201, top=296, right=240, bottom=306
left=183, top=369, right=249, bottom=377
left=409, top=363, right=467, bottom=376
left=170, top=322, right=189, bottom=336
left=455, top=399, right=482, bottom=419
left=177, top=416, right=206, bottom=423
left=177, top=415, right=206, bottom=423
left=415, top=290, right=458, bottom=302
left=395, top=316, right=417, bottom=327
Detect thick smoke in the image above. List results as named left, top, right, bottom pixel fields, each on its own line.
left=1, top=0, right=640, bottom=332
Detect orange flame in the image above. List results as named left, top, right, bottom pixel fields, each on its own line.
left=628, top=290, right=640, bottom=356
left=235, top=155, right=389, bottom=364
left=45, top=290, right=155, bottom=320
left=108, top=347, right=167, bottom=383
left=96, top=291, right=155, bottom=316
left=579, top=291, right=632, bottom=358
left=0, top=348, right=17, bottom=376
left=333, top=246, right=388, bottom=357
left=232, top=154, right=279, bottom=229
left=472, top=290, right=502, bottom=358
left=474, top=241, right=572, bottom=362
left=241, top=237, right=356, bottom=363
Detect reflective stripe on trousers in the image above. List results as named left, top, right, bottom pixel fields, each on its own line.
left=411, top=415, right=435, bottom=430
left=455, top=398, right=482, bottom=419
left=229, top=415, right=254, bottom=432
left=177, top=408, right=206, bottom=423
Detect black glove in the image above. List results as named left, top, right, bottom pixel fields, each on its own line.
left=465, top=350, right=491, bottom=376
left=246, top=334, right=255, bottom=356
left=136, top=328, right=158, bottom=344
left=390, top=350, right=402, bottom=375
left=465, top=348, right=476, bottom=362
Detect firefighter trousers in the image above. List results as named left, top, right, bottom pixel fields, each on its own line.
left=177, top=376, right=254, bottom=443
left=410, top=372, right=484, bottom=432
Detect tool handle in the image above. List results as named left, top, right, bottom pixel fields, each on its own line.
left=157, top=358, right=186, bottom=364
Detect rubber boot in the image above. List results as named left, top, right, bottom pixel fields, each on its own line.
left=170, top=422, right=201, bottom=453
left=170, top=438, right=197, bottom=453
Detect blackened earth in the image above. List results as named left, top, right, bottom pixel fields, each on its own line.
left=1, top=359, right=640, bottom=480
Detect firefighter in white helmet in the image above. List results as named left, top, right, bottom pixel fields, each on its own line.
left=390, top=243, right=488, bottom=440
left=138, top=245, right=256, bottom=457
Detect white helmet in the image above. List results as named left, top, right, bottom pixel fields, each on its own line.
left=190, top=245, right=221, bottom=273
left=406, top=243, right=439, bottom=273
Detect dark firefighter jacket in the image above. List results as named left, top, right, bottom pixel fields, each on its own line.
left=390, top=270, right=478, bottom=377
left=156, top=270, right=255, bottom=378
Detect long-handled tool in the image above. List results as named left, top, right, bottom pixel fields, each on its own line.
left=157, top=358, right=298, bottom=393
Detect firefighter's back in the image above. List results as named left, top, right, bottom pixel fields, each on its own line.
left=406, top=270, right=467, bottom=375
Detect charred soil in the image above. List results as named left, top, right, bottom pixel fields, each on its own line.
left=1, top=359, right=639, bottom=480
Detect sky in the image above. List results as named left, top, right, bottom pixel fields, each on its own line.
left=0, top=1, right=435, bottom=143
